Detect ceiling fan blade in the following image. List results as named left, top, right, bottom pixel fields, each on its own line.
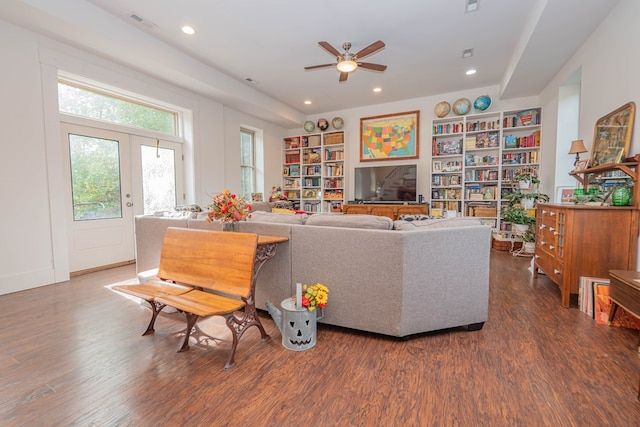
left=354, top=40, right=385, bottom=60
left=318, top=41, right=342, bottom=58
left=339, top=71, right=349, bottom=82
left=305, top=63, right=337, bottom=70
left=358, top=62, right=387, bottom=72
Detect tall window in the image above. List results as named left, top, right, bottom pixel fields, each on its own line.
left=58, top=80, right=178, bottom=136
left=240, top=128, right=255, bottom=200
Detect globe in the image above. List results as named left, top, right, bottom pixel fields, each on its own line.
left=452, top=98, right=471, bottom=115
left=434, top=101, right=451, bottom=118
left=473, top=95, right=492, bottom=111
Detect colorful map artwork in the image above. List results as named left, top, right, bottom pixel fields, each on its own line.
left=362, top=116, right=417, bottom=159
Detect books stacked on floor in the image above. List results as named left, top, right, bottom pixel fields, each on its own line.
left=579, top=276, right=640, bottom=329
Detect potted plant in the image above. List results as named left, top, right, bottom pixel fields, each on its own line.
left=501, top=206, right=535, bottom=234
left=504, top=191, right=549, bottom=209
left=512, top=171, right=540, bottom=190
left=521, top=230, right=536, bottom=253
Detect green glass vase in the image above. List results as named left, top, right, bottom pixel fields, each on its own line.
left=611, top=186, right=631, bottom=206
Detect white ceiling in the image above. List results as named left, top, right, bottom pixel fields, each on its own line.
left=0, top=0, right=619, bottom=127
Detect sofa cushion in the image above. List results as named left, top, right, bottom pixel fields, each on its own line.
left=174, top=204, right=202, bottom=212
left=394, top=217, right=483, bottom=230
left=249, top=201, right=272, bottom=212
left=249, top=210, right=308, bottom=225
left=305, top=213, right=394, bottom=230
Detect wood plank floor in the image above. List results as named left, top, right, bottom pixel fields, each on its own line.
left=1, top=250, right=639, bottom=426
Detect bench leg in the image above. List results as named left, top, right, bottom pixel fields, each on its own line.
left=142, top=301, right=166, bottom=336
left=223, top=302, right=271, bottom=370
left=178, top=313, right=199, bottom=352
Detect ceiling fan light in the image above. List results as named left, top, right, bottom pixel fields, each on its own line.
left=337, top=60, right=358, bottom=73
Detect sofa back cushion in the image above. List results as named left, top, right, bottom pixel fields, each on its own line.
left=249, top=210, right=308, bottom=225
left=305, top=213, right=394, bottom=230
left=394, top=217, right=483, bottom=230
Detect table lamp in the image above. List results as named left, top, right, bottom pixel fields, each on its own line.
left=568, top=139, right=588, bottom=166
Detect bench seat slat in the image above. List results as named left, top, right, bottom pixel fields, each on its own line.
left=156, top=290, right=245, bottom=317
left=113, top=281, right=192, bottom=301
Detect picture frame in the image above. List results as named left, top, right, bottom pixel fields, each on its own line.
left=360, top=110, right=420, bottom=161
left=574, top=160, right=588, bottom=171
left=555, top=186, right=575, bottom=204
left=433, top=160, right=442, bottom=172
left=251, top=192, right=263, bottom=202
left=589, top=102, right=636, bottom=167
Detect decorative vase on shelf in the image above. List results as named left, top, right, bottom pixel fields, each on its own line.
left=612, top=186, right=631, bottom=206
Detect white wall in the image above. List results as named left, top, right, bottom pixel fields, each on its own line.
left=0, top=20, right=286, bottom=295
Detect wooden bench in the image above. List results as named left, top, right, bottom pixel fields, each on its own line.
left=113, top=227, right=269, bottom=369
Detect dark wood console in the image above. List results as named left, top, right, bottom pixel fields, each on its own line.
left=342, top=203, right=428, bottom=220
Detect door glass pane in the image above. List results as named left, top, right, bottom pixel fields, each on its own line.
left=69, top=134, right=122, bottom=221
left=141, top=145, right=176, bottom=214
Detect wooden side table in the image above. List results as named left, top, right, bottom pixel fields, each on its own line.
left=608, top=270, right=640, bottom=401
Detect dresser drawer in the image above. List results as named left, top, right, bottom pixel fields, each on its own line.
left=536, top=231, right=558, bottom=257
left=534, top=249, right=563, bottom=284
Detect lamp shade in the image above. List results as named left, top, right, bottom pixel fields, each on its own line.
left=568, top=139, right=588, bottom=154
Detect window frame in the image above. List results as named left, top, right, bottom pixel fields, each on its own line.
left=240, top=127, right=256, bottom=200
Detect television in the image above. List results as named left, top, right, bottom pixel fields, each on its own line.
left=354, top=164, right=417, bottom=203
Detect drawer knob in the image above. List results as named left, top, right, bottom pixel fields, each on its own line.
left=554, top=269, right=561, bottom=274
left=535, top=255, right=540, bottom=259
left=549, top=227, right=555, bottom=231
left=540, top=241, right=546, bottom=246
left=539, top=224, right=546, bottom=229
left=542, top=210, right=547, bottom=214
left=550, top=212, right=556, bottom=216
left=549, top=245, right=555, bottom=250
left=553, top=231, right=559, bottom=235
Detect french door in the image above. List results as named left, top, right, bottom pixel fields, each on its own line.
left=61, top=123, right=183, bottom=273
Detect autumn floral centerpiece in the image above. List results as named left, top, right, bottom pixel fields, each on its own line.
left=205, top=189, right=252, bottom=224
left=300, top=283, right=329, bottom=312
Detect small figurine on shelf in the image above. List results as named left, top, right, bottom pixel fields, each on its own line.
left=269, top=186, right=287, bottom=202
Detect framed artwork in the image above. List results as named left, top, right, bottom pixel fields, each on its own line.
left=360, top=110, right=420, bottom=161
left=251, top=192, right=263, bottom=202
left=433, top=160, right=442, bottom=172
left=589, top=102, right=636, bottom=167
left=555, top=186, right=575, bottom=204
left=574, top=160, right=588, bottom=171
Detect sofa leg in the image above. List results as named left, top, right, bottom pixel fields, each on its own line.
left=462, top=322, right=485, bottom=331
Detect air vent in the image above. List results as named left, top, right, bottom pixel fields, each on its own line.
left=466, top=0, right=479, bottom=13
left=129, top=13, right=157, bottom=29
left=462, top=48, right=474, bottom=59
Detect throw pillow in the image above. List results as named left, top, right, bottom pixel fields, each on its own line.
left=175, top=204, right=202, bottom=212
left=398, top=213, right=444, bottom=221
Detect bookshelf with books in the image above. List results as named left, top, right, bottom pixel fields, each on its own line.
left=431, top=107, right=542, bottom=229
left=282, top=131, right=345, bottom=213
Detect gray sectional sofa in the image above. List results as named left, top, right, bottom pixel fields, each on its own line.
left=133, top=209, right=491, bottom=338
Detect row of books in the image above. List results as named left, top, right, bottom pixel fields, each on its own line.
left=284, top=153, right=300, bottom=164
left=579, top=276, right=640, bottom=329
left=431, top=174, right=461, bottom=187
left=503, top=110, right=540, bottom=128
left=465, top=184, right=498, bottom=200
left=432, top=122, right=464, bottom=135
left=302, top=165, right=321, bottom=175
left=303, top=177, right=320, bottom=186
left=466, top=120, right=500, bottom=132
left=325, top=150, right=344, bottom=160
left=430, top=201, right=461, bottom=211
left=283, top=164, right=300, bottom=176
left=502, top=151, right=539, bottom=164
left=465, top=169, right=499, bottom=181
left=324, top=164, right=343, bottom=177
left=283, top=135, right=322, bottom=149
left=502, top=167, right=539, bottom=181
left=504, top=130, right=541, bottom=148
left=465, top=154, right=499, bottom=166
left=324, top=178, right=344, bottom=188
left=432, top=188, right=462, bottom=200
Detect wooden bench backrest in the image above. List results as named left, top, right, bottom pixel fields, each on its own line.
left=157, top=227, right=258, bottom=298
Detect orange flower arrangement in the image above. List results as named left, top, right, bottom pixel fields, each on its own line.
left=205, top=189, right=252, bottom=223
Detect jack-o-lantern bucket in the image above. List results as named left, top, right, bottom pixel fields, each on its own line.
left=280, top=298, right=323, bottom=351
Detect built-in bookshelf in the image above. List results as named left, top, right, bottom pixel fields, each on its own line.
left=282, top=131, right=345, bottom=212
left=431, top=107, right=542, bottom=229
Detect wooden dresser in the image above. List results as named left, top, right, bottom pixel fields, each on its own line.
left=342, top=203, right=428, bottom=220
left=534, top=204, right=639, bottom=307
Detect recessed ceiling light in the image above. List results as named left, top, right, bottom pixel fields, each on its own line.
left=373, top=87, right=382, bottom=93
left=304, top=100, right=312, bottom=105
left=462, top=48, right=474, bottom=59
left=466, top=69, right=477, bottom=75
left=181, top=25, right=195, bottom=35
left=466, top=0, right=479, bottom=13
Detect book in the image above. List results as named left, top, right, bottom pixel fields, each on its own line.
left=593, top=283, right=640, bottom=329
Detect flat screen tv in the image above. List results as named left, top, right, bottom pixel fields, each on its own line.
left=354, top=164, right=417, bottom=203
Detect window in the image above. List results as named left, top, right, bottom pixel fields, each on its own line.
left=58, top=80, right=178, bottom=135
left=240, top=128, right=256, bottom=200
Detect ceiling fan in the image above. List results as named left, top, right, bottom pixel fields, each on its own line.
left=304, top=40, right=387, bottom=82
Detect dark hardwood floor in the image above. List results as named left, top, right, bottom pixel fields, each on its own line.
left=1, top=250, right=639, bottom=426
